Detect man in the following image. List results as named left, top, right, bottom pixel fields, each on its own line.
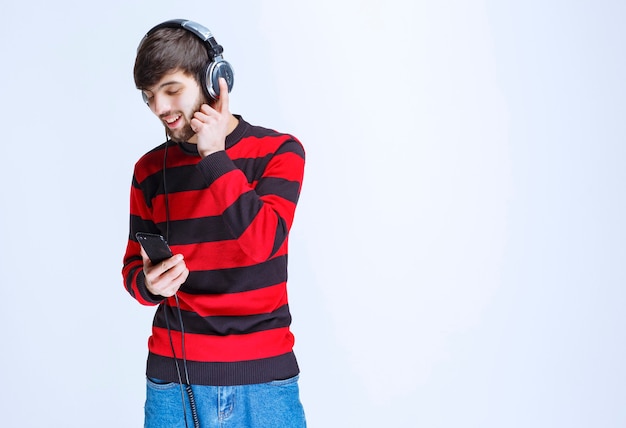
left=122, top=19, right=306, bottom=427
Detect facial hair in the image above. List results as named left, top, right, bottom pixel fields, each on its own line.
left=164, top=91, right=210, bottom=143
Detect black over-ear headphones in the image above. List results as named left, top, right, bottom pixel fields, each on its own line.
left=140, top=18, right=234, bottom=102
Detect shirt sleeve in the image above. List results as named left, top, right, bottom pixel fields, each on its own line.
left=195, top=139, right=305, bottom=263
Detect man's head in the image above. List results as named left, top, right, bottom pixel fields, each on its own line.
left=134, top=26, right=209, bottom=101
left=134, top=20, right=234, bottom=142
left=135, top=20, right=234, bottom=105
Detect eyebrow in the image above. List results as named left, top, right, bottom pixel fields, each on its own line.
left=158, top=81, right=181, bottom=90
left=143, top=80, right=182, bottom=95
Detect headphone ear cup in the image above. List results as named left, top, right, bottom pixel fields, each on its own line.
left=205, top=60, right=234, bottom=99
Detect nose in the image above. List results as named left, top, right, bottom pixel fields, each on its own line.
left=151, top=93, right=170, bottom=116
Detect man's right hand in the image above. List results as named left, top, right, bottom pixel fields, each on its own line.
left=141, top=247, right=190, bottom=297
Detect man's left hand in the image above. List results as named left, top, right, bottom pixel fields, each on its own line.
left=192, top=77, right=231, bottom=157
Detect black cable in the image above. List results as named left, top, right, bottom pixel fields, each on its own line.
left=163, top=138, right=200, bottom=428
left=163, top=303, right=191, bottom=428
left=175, top=294, right=192, bottom=386
left=163, top=139, right=170, bottom=241
left=186, top=385, right=200, bottom=428
left=175, top=294, right=199, bottom=427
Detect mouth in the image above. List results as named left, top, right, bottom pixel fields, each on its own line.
left=162, top=114, right=182, bottom=129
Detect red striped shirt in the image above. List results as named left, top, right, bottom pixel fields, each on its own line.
left=122, top=116, right=304, bottom=385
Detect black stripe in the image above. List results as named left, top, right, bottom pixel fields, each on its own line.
left=233, top=153, right=272, bottom=183
left=181, top=255, right=287, bottom=295
left=271, top=215, right=288, bottom=256
left=138, top=164, right=206, bottom=209
left=147, top=352, right=299, bottom=386
left=275, top=139, right=305, bottom=160
left=136, top=170, right=163, bottom=210
left=169, top=216, right=234, bottom=245
left=222, top=191, right=262, bottom=238
left=221, top=178, right=300, bottom=242
left=255, top=177, right=301, bottom=204
left=154, top=303, right=292, bottom=336
left=231, top=139, right=304, bottom=185
left=130, top=215, right=165, bottom=238
left=162, top=164, right=207, bottom=194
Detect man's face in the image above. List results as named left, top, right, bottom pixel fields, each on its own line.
left=141, top=70, right=209, bottom=143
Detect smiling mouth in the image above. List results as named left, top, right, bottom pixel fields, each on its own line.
left=163, top=115, right=182, bottom=128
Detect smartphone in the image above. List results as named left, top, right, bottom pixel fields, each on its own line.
left=135, top=232, right=173, bottom=264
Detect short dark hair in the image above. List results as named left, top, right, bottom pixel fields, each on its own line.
left=134, top=27, right=208, bottom=91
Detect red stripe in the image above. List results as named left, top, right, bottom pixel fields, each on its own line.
left=134, top=149, right=166, bottom=182
left=260, top=195, right=297, bottom=228
left=149, top=326, right=295, bottom=362
left=261, top=151, right=305, bottom=182
left=149, top=169, right=256, bottom=224
left=159, top=189, right=223, bottom=219
left=129, top=186, right=151, bottom=218
left=166, top=146, right=201, bottom=168
left=208, top=169, right=253, bottom=213
left=178, top=240, right=253, bottom=270
left=176, top=283, right=288, bottom=317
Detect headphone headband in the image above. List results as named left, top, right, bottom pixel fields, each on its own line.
left=143, top=19, right=224, bottom=59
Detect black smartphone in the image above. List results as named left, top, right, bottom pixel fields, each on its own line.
left=135, top=232, right=173, bottom=264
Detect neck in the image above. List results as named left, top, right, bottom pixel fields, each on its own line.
left=225, top=114, right=239, bottom=135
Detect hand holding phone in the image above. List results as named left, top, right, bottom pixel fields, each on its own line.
left=135, top=232, right=189, bottom=297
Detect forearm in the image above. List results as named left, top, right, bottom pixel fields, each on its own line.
left=196, top=141, right=305, bottom=262
left=122, top=180, right=166, bottom=306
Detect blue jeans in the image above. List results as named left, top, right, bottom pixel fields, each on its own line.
left=145, top=375, right=306, bottom=428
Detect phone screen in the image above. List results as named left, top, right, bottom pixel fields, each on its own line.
left=135, top=232, right=173, bottom=264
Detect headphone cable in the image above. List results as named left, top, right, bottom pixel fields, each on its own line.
left=162, top=138, right=200, bottom=428
left=163, top=302, right=191, bottom=428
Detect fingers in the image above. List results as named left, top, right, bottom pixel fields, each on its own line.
left=191, top=105, right=218, bottom=132
left=193, top=105, right=217, bottom=124
left=143, top=254, right=189, bottom=297
left=156, top=264, right=189, bottom=297
left=215, top=77, right=229, bottom=113
left=191, top=80, right=230, bottom=157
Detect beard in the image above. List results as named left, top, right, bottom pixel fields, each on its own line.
left=164, top=92, right=210, bottom=142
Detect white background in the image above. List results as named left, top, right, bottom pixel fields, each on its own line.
left=1, top=1, right=624, bottom=427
